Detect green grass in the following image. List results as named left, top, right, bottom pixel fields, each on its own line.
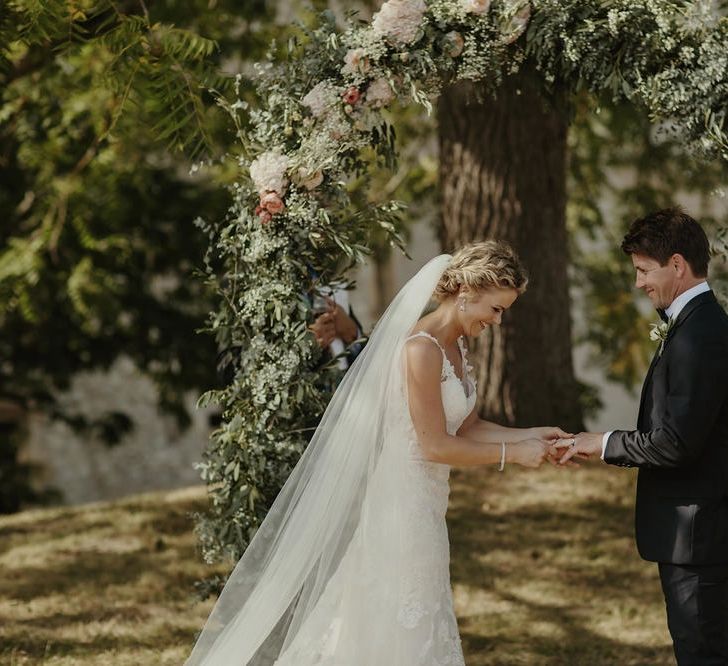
left=0, top=464, right=673, bottom=665
left=449, top=464, right=673, bottom=665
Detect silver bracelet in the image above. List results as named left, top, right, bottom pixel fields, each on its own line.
left=498, top=441, right=506, bottom=472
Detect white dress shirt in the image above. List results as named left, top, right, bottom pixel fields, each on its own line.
left=601, top=281, right=711, bottom=459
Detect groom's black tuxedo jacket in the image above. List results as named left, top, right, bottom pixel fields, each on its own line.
left=604, top=290, right=728, bottom=565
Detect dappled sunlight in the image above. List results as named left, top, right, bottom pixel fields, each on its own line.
left=0, top=486, right=225, bottom=664
left=0, top=467, right=675, bottom=664
left=449, top=465, right=673, bottom=664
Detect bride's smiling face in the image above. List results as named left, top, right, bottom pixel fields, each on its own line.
left=458, top=286, right=519, bottom=337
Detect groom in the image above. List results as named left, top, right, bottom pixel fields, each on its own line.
left=559, top=208, right=728, bottom=665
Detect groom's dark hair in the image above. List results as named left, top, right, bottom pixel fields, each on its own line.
left=621, top=207, right=710, bottom=277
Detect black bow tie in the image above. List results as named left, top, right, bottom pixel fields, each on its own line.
left=657, top=308, right=669, bottom=323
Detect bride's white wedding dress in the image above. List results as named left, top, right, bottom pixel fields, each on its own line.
left=274, top=332, right=476, bottom=666
left=185, top=255, right=472, bottom=666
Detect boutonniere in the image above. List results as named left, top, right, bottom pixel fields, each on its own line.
left=649, top=317, right=675, bottom=356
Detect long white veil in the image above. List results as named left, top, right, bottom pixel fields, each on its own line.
left=186, top=254, right=452, bottom=665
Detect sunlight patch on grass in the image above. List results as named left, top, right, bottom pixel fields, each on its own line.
left=0, top=466, right=676, bottom=664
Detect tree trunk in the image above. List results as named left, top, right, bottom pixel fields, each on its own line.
left=371, top=251, right=394, bottom=321
left=438, top=72, right=583, bottom=432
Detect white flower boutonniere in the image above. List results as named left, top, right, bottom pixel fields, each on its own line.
left=649, top=317, right=675, bottom=356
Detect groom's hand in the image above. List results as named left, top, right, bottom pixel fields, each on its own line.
left=545, top=438, right=580, bottom=468
left=527, top=427, right=577, bottom=468
left=556, top=432, right=604, bottom=465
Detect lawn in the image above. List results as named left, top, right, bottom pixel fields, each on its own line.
left=0, top=463, right=673, bottom=665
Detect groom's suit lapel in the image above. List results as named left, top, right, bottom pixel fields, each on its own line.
left=637, top=291, right=717, bottom=428
left=638, top=347, right=661, bottom=428
left=662, top=290, right=716, bottom=346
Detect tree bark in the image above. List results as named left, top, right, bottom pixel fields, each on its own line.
left=438, top=72, right=583, bottom=432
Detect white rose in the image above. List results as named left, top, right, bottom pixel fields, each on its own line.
left=371, top=0, right=427, bottom=45
left=249, top=150, right=290, bottom=196
left=365, top=78, right=395, bottom=108
left=302, top=80, right=340, bottom=118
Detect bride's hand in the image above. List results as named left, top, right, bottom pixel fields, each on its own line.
left=508, top=439, right=550, bottom=469
left=527, top=425, right=573, bottom=442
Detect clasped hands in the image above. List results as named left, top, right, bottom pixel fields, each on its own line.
left=537, top=429, right=604, bottom=467
left=524, top=428, right=605, bottom=468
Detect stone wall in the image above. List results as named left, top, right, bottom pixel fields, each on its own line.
left=22, top=356, right=216, bottom=505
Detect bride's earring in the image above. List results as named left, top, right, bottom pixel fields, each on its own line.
left=458, top=298, right=466, bottom=312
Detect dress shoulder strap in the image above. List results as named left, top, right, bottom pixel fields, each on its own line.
left=404, top=330, right=447, bottom=357
left=404, top=331, right=448, bottom=381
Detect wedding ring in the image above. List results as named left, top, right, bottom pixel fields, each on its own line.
left=569, top=438, right=576, bottom=447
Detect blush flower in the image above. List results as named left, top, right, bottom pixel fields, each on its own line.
left=255, top=205, right=273, bottom=224
left=462, top=0, right=491, bottom=15
left=502, top=2, right=531, bottom=44
left=302, top=80, right=340, bottom=118
left=342, top=87, right=362, bottom=105
left=327, top=116, right=351, bottom=141
left=341, top=48, right=371, bottom=77
left=260, top=191, right=285, bottom=215
left=296, top=168, right=324, bottom=191
left=371, top=0, right=427, bottom=46
left=365, top=78, right=395, bottom=108
left=443, top=31, right=465, bottom=58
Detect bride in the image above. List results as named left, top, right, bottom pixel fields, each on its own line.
left=186, top=240, right=571, bottom=665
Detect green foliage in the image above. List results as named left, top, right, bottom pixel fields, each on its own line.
left=0, top=0, right=272, bottom=507
left=5, top=1, right=225, bottom=158
left=193, top=0, right=727, bottom=567
left=568, top=94, right=728, bottom=388
left=527, top=0, right=728, bottom=161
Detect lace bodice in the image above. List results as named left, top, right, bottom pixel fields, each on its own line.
left=188, top=255, right=469, bottom=666
left=271, top=329, right=471, bottom=666
left=404, top=330, right=478, bottom=437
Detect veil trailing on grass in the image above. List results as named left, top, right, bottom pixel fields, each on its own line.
left=186, top=254, right=452, bottom=665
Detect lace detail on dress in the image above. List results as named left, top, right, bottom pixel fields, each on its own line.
left=403, top=331, right=477, bottom=457
left=393, top=331, right=473, bottom=665
left=273, top=330, right=472, bottom=666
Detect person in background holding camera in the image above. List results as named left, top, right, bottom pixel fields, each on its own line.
left=307, top=285, right=366, bottom=371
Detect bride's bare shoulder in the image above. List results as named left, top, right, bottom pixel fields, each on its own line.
left=404, top=333, right=442, bottom=377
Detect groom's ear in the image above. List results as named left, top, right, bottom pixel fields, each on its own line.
left=671, top=253, right=690, bottom=278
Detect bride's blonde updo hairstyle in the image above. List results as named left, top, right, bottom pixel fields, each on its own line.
left=433, top=240, right=528, bottom=303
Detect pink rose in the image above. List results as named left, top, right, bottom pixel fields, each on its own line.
left=260, top=191, right=285, bottom=215
left=255, top=205, right=272, bottom=224
left=342, top=87, right=361, bottom=105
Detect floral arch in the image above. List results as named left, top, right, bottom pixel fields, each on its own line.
left=194, top=0, right=727, bottom=563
